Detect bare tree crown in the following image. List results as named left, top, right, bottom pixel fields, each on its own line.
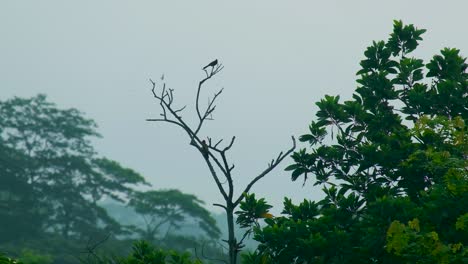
left=147, top=60, right=295, bottom=263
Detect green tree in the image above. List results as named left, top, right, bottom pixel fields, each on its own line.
left=238, top=21, right=467, bottom=263
left=128, top=189, right=221, bottom=242
left=0, top=95, right=148, bottom=241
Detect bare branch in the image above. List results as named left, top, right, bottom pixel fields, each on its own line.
left=146, top=118, right=182, bottom=126
left=199, top=241, right=229, bottom=264
left=200, top=151, right=230, bottom=201
left=214, top=139, right=224, bottom=148
left=213, top=203, right=228, bottom=210
left=194, top=66, right=224, bottom=135
left=224, top=136, right=236, bottom=152
left=80, top=233, right=111, bottom=263
left=237, top=229, right=253, bottom=249
left=219, top=152, right=234, bottom=199
left=203, top=88, right=224, bottom=120
left=234, top=136, right=296, bottom=206
left=149, top=75, right=232, bottom=204
left=194, top=139, right=229, bottom=176
left=174, top=105, right=187, bottom=114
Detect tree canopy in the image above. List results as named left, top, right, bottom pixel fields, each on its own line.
left=238, top=20, right=467, bottom=263
left=0, top=94, right=149, bottom=240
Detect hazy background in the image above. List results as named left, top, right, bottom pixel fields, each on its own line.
left=1, top=1, right=467, bottom=213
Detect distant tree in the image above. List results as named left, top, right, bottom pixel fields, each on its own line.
left=147, top=62, right=296, bottom=263
left=0, top=143, right=44, bottom=242
left=0, top=95, right=148, bottom=241
left=237, top=21, right=467, bottom=263
left=128, top=189, right=221, bottom=242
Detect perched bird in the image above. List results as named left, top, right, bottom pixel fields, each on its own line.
left=201, top=140, right=209, bottom=159
left=203, top=59, right=218, bottom=70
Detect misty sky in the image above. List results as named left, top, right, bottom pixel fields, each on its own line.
left=1, top=1, right=467, bottom=213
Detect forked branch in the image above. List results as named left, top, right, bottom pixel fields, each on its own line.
left=147, top=60, right=296, bottom=264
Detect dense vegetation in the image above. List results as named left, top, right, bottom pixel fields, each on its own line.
left=0, top=96, right=224, bottom=263
left=1, top=21, right=466, bottom=263
left=237, top=21, right=467, bottom=263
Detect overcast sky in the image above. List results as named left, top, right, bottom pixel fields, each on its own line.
left=1, top=1, right=467, bottom=213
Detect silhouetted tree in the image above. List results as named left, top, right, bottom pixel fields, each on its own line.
left=147, top=63, right=295, bottom=263
left=128, top=189, right=221, bottom=242
left=0, top=95, right=148, bottom=240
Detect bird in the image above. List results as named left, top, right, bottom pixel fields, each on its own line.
left=201, top=140, right=209, bottom=159
left=203, top=59, right=218, bottom=70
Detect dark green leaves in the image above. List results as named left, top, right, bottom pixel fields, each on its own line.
left=357, top=41, right=398, bottom=75
left=299, top=120, right=328, bottom=145
left=266, top=21, right=468, bottom=263
left=426, top=48, right=467, bottom=81
left=282, top=198, right=319, bottom=221
left=235, top=193, right=273, bottom=229
left=120, top=241, right=202, bottom=264
left=316, top=95, right=350, bottom=124
left=395, top=57, right=424, bottom=86
left=386, top=20, right=426, bottom=57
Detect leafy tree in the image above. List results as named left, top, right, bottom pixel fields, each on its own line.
left=128, top=189, right=221, bottom=242
left=238, top=21, right=467, bottom=263
left=147, top=62, right=295, bottom=263
left=0, top=94, right=148, bottom=241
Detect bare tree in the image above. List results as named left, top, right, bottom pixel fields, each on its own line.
left=147, top=60, right=295, bottom=264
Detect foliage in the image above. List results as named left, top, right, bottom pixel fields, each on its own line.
left=235, top=193, right=273, bottom=229
left=18, top=249, right=53, bottom=264
left=128, top=190, right=221, bottom=242
left=238, top=21, right=468, bottom=263
left=1, top=241, right=205, bottom=264
left=117, top=241, right=203, bottom=264
left=386, top=218, right=467, bottom=263
left=0, top=253, right=22, bottom=264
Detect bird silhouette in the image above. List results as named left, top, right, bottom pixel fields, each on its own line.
left=203, top=59, right=218, bottom=70
left=201, top=140, right=209, bottom=159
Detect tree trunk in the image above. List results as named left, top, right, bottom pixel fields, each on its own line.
left=226, top=205, right=237, bottom=264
